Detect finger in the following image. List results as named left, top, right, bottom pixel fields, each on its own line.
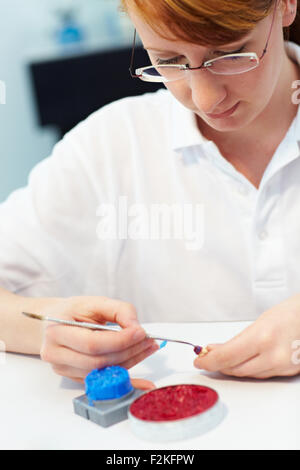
left=109, top=338, right=158, bottom=367
left=44, top=337, right=157, bottom=371
left=72, top=377, right=85, bottom=384
left=46, top=323, right=147, bottom=355
left=220, top=345, right=300, bottom=379
left=219, top=354, right=265, bottom=378
left=118, top=342, right=160, bottom=370
left=248, top=370, right=277, bottom=379
left=52, top=363, right=87, bottom=381
left=247, top=368, right=298, bottom=379
left=206, top=343, right=220, bottom=349
left=73, top=297, right=140, bottom=328
left=194, top=331, right=258, bottom=372
left=224, top=352, right=300, bottom=379
left=131, top=378, right=156, bottom=390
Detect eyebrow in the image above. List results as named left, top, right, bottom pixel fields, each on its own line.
left=144, top=47, right=180, bottom=54
left=143, top=34, right=252, bottom=54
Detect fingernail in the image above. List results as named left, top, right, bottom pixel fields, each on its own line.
left=197, top=346, right=209, bottom=357
left=133, top=328, right=146, bottom=342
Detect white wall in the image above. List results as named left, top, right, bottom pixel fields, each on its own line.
left=0, top=0, right=132, bottom=202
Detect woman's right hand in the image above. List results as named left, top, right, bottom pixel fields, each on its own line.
left=40, top=296, right=159, bottom=383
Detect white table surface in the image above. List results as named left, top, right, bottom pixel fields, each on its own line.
left=1, top=321, right=299, bottom=450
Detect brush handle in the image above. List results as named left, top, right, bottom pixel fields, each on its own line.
left=45, top=317, right=197, bottom=347
left=44, top=316, right=121, bottom=332
left=22, top=312, right=206, bottom=353
left=146, top=334, right=196, bottom=347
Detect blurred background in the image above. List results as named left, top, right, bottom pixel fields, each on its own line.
left=0, top=0, right=162, bottom=202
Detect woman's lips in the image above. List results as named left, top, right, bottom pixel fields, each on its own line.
left=206, top=101, right=240, bottom=119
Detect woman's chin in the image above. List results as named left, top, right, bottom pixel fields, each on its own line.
left=196, top=112, right=245, bottom=134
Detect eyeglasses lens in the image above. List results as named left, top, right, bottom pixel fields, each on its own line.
left=141, top=55, right=259, bottom=82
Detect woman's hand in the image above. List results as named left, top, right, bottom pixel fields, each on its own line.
left=40, top=296, right=159, bottom=383
left=194, top=294, right=300, bottom=379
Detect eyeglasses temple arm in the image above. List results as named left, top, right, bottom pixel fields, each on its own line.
left=129, top=29, right=142, bottom=78
left=259, top=0, right=278, bottom=59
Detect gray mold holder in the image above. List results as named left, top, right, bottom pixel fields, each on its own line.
left=73, top=366, right=144, bottom=428
left=73, top=388, right=143, bottom=427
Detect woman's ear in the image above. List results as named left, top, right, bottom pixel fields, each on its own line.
left=280, top=0, right=298, bottom=27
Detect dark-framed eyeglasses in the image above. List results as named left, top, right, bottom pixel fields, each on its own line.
left=129, top=0, right=278, bottom=83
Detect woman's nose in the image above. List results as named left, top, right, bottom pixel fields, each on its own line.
left=188, top=70, right=227, bottom=115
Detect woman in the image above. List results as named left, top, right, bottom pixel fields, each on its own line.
left=1, top=0, right=300, bottom=382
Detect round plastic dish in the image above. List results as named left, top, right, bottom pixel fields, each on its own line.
left=128, top=384, right=224, bottom=442
left=85, top=366, right=133, bottom=402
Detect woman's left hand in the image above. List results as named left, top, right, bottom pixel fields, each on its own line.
left=194, top=294, right=300, bottom=379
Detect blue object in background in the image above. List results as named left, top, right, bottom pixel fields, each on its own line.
left=56, top=11, right=85, bottom=46
left=85, top=366, right=133, bottom=404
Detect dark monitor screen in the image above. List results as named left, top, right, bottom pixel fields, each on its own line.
left=29, top=45, right=164, bottom=136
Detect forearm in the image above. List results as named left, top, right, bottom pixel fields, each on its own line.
left=0, top=286, right=59, bottom=355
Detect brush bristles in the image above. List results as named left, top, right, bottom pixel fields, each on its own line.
left=22, top=312, right=44, bottom=321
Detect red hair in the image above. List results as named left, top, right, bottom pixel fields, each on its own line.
left=120, top=0, right=298, bottom=45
